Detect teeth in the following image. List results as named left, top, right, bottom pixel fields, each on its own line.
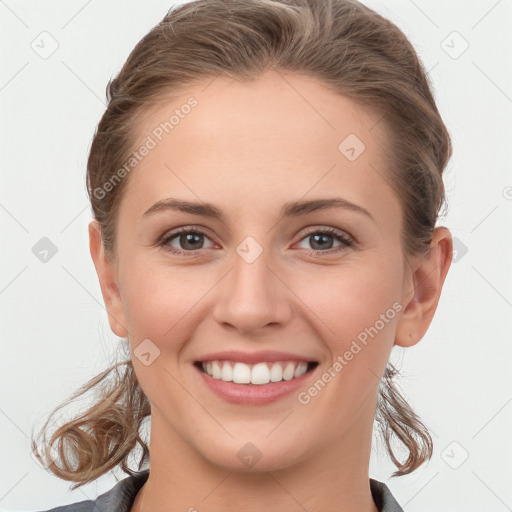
left=233, top=362, right=251, bottom=384
left=200, top=360, right=310, bottom=385
left=270, top=362, right=283, bottom=382
left=251, top=362, right=270, bottom=385
left=221, top=362, right=233, bottom=381
left=212, top=361, right=222, bottom=379
left=283, top=362, right=295, bottom=381
left=294, top=363, right=307, bottom=378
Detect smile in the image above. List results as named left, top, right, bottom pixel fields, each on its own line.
left=197, top=360, right=318, bottom=385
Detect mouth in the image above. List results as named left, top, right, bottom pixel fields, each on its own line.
left=194, top=360, right=319, bottom=385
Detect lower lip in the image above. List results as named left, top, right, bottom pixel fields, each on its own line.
left=195, top=364, right=317, bottom=405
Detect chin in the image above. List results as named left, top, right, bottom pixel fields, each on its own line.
left=196, top=434, right=311, bottom=474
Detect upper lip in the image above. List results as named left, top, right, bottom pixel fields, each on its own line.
left=196, top=350, right=318, bottom=364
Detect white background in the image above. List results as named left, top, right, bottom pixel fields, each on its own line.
left=1, top=0, right=511, bottom=510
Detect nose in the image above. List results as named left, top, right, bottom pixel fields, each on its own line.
left=212, top=246, right=293, bottom=335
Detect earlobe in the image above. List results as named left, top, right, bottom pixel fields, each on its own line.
left=88, top=220, right=128, bottom=338
left=394, top=226, right=453, bottom=348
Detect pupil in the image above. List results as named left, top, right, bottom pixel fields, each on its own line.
left=311, top=234, right=332, bottom=250
left=182, top=233, right=202, bottom=249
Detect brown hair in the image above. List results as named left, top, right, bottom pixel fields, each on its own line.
left=31, top=0, right=451, bottom=489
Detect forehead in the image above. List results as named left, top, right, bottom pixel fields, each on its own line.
left=121, top=70, right=400, bottom=225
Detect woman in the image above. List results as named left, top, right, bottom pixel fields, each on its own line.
left=32, top=0, right=453, bottom=510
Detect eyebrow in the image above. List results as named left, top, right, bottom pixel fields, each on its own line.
left=142, top=197, right=374, bottom=222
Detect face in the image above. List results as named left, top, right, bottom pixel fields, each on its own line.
left=91, top=70, right=429, bottom=473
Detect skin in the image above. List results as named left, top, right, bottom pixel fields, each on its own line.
left=89, top=70, right=452, bottom=512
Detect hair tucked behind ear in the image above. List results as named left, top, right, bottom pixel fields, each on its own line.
left=32, top=0, right=451, bottom=487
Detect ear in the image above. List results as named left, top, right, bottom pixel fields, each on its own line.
left=394, top=226, right=453, bottom=347
left=88, top=220, right=128, bottom=338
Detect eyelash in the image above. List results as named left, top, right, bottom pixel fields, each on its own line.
left=157, top=226, right=356, bottom=257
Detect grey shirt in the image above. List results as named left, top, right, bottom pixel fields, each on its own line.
left=37, top=470, right=404, bottom=512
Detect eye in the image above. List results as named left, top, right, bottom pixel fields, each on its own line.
left=159, top=227, right=216, bottom=255
left=158, top=226, right=355, bottom=257
left=296, top=227, right=355, bottom=254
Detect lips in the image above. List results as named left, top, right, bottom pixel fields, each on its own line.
left=193, top=350, right=319, bottom=404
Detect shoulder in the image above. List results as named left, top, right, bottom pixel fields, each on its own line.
left=370, top=478, right=404, bottom=512
left=35, top=470, right=150, bottom=512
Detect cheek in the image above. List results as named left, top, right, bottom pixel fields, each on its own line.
left=302, top=256, right=403, bottom=344
left=293, top=261, right=403, bottom=433
left=118, top=264, right=209, bottom=401
left=293, top=253, right=404, bottom=409
left=120, top=260, right=214, bottom=347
